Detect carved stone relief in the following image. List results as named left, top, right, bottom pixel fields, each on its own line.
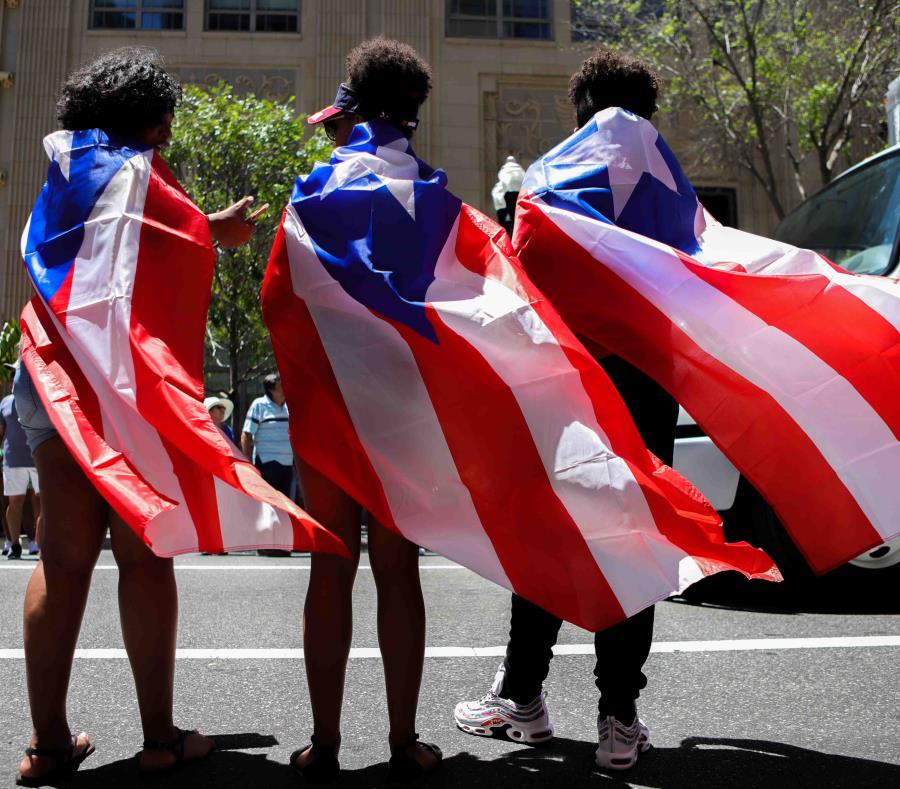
left=169, top=68, right=297, bottom=103
left=484, top=78, right=570, bottom=204
left=496, top=81, right=572, bottom=169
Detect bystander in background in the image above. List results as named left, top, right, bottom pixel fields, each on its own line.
left=205, top=395, right=236, bottom=446
left=242, top=374, right=293, bottom=556
left=1, top=363, right=40, bottom=559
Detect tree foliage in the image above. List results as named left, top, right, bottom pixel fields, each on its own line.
left=0, top=320, right=21, bottom=386
left=164, top=84, right=329, bottom=419
left=572, top=0, right=900, bottom=219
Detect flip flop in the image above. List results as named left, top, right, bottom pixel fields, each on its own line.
left=138, top=726, right=212, bottom=778
left=15, top=734, right=95, bottom=787
left=387, top=734, right=442, bottom=788
left=289, top=734, right=341, bottom=785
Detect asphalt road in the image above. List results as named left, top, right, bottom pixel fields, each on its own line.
left=1, top=551, right=898, bottom=788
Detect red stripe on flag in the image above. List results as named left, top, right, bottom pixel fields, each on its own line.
left=129, top=165, right=225, bottom=551
left=516, top=201, right=883, bottom=573
left=262, top=221, right=398, bottom=534
left=47, top=265, right=75, bottom=316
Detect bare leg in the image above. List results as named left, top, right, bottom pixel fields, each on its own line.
left=295, top=459, right=361, bottom=762
left=18, top=438, right=104, bottom=780
left=109, top=515, right=212, bottom=771
left=368, top=520, right=435, bottom=768
left=28, top=490, right=41, bottom=544
left=6, top=493, right=24, bottom=547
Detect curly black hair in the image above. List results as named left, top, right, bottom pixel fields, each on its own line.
left=346, top=37, right=432, bottom=137
left=568, top=48, right=660, bottom=128
left=57, top=47, right=181, bottom=138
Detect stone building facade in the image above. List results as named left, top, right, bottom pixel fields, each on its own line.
left=0, top=0, right=786, bottom=322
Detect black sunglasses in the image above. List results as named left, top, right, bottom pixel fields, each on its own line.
left=323, top=119, right=338, bottom=142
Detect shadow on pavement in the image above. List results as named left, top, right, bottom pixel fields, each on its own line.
left=69, top=733, right=900, bottom=788
left=670, top=567, right=900, bottom=615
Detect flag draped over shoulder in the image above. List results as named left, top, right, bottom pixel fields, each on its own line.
left=19, top=129, right=345, bottom=558
left=514, top=107, right=900, bottom=575
left=262, top=120, right=777, bottom=631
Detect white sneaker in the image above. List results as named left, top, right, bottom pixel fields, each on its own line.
left=453, top=663, right=554, bottom=744
left=1, top=541, right=10, bottom=556
left=595, top=713, right=650, bottom=770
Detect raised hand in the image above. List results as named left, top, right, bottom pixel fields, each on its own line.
left=207, top=196, right=269, bottom=249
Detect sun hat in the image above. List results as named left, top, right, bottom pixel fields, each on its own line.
left=203, top=395, right=233, bottom=421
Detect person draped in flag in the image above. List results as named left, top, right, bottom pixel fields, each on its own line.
left=12, top=48, right=343, bottom=786
left=453, top=49, right=676, bottom=772
left=270, top=39, right=444, bottom=786
left=513, top=52, right=900, bottom=585
left=265, top=38, right=777, bottom=783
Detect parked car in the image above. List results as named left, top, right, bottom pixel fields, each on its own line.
left=674, top=143, right=900, bottom=580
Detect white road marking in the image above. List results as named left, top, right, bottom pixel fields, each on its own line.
left=0, top=636, right=897, bottom=660
left=0, top=564, right=463, bottom=571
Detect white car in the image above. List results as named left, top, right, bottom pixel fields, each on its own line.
left=673, top=143, right=900, bottom=578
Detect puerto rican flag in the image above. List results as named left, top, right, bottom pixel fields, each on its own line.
left=262, top=120, right=777, bottom=631
left=19, top=129, right=345, bottom=558
left=514, top=107, right=900, bottom=574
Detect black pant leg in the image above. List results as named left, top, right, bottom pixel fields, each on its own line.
left=498, top=356, right=676, bottom=711
left=599, top=355, right=679, bottom=465
left=593, top=604, right=655, bottom=717
left=591, top=356, right=678, bottom=715
left=258, top=460, right=294, bottom=498
left=499, top=593, right=564, bottom=704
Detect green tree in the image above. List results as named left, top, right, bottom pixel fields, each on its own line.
left=0, top=320, right=21, bottom=387
left=572, top=0, right=900, bottom=219
left=165, top=84, right=329, bottom=421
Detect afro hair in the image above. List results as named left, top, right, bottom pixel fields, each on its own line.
left=57, top=47, right=181, bottom=138
left=568, top=48, right=660, bottom=127
left=346, top=37, right=432, bottom=137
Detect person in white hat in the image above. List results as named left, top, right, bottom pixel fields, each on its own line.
left=204, top=396, right=235, bottom=445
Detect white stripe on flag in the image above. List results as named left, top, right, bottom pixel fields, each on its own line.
left=426, top=219, right=701, bottom=615
left=212, top=477, right=295, bottom=553
left=698, top=224, right=900, bottom=333
left=283, top=208, right=511, bottom=588
left=542, top=199, right=900, bottom=542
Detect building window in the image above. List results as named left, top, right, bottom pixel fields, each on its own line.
left=446, top=0, right=552, bottom=40
left=206, top=0, right=300, bottom=33
left=695, top=187, right=738, bottom=228
left=570, top=1, right=664, bottom=42
left=90, top=0, right=185, bottom=31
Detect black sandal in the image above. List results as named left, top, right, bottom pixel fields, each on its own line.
left=138, top=726, right=210, bottom=778
left=15, top=735, right=96, bottom=787
left=387, top=734, right=442, bottom=788
left=289, top=734, right=341, bottom=785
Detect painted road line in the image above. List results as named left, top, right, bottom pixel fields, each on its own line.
left=0, top=636, right=898, bottom=660
left=0, top=564, right=464, bottom=571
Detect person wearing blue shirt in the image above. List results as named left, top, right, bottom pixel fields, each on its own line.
left=1, top=387, right=42, bottom=560
left=241, top=374, right=294, bottom=558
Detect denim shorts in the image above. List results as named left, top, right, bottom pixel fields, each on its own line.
left=12, top=361, right=59, bottom=453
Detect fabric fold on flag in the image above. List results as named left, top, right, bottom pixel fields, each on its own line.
left=19, top=128, right=346, bottom=558
left=263, top=120, right=778, bottom=632
left=514, top=107, right=900, bottom=575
